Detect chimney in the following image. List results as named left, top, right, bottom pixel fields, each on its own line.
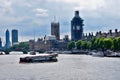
left=85, top=33, right=87, bottom=37
left=115, top=29, right=118, bottom=33
left=91, top=32, right=94, bottom=36
left=99, top=31, right=102, bottom=35
left=89, top=33, right=91, bottom=36
left=109, top=30, right=112, bottom=34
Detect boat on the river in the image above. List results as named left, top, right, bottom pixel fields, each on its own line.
left=104, top=50, right=120, bottom=57
left=19, top=52, right=58, bottom=63
left=0, top=52, right=4, bottom=55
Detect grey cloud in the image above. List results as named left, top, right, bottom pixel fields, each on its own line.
left=0, top=0, right=120, bottom=41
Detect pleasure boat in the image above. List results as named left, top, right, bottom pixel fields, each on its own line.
left=19, top=52, right=58, bottom=63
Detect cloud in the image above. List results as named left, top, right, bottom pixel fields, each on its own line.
left=49, top=0, right=105, bottom=10
left=34, top=8, right=48, bottom=17
left=0, top=0, right=120, bottom=43
left=0, top=0, right=14, bottom=15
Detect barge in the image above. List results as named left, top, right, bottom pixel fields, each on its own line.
left=19, top=52, right=58, bottom=63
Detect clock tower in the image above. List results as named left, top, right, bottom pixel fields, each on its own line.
left=71, top=11, right=84, bottom=41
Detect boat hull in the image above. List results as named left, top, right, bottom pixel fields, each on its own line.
left=19, top=53, right=58, bottom=63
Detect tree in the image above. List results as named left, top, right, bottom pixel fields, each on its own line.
left=112, top=38, right=118, bottom=51
left=117, top=37, right=120, bottom=50
left=10, top=42, right=29, bottom=51
left=67, top=41, right=75, bottom=50
left=87, top=41, right=91, bottom=50
left=98, top=37, right=104, bottom=50
left=103, top=38, right=113, bottom=50
left=81, top=41, right=87, bottom=50
left=68, top=37, right=120, bottom=51
left=76, top=40, right=82, bottom=50
left=91, top=38, right=97, bottom=50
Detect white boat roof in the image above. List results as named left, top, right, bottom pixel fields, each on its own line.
left=20, top=53, right=51, bottom=57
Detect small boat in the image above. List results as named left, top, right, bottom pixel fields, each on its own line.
left=30, top=51, right=36, bottom=55
left=19, top=53, right=58, bottom=63
left=92, top=51, right=104, bottom=57
left=0, top=52, right=4, bottom=55
left=105, top=52, right=120, bottom=57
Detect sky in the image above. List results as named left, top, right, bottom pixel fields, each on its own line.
left=0, top=0, right=120, bottom=44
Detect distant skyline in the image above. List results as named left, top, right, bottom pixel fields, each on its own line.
left=0, top=0, right=120, bottom=43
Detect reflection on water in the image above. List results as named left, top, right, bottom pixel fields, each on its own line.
left=0, top=53, right=120, bottom=80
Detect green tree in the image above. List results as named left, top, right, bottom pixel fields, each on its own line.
left=10, top=42, right=29, bottom=51
left=67, top=41, right=75, bottom=50
left=112, top=38, right=118, bottom=51
left=117, top=37, right=120, bottom=50
left=87, top=41, right=91, bottom=50
left=98, top=38, right=104, bottom=50
left=91, top=38, right=97, bottom=50
left=103, top=38, right=113, bottom=50
left=76, top=40, right=82, bottom=50
left=68, top=37, right=120, bottom=51
left=81, top=41, right=87, bottom=50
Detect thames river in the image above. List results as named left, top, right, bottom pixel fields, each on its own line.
left=0, top=53, right=120, bottom=80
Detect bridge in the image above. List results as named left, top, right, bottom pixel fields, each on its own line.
left=0, top=48, right=29, bottom=54
left=0, top=49, right=45, bottom=55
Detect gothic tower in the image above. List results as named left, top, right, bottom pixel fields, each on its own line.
left=51, top=22, right=60, bottom=40
left=71, top=11, right=84, bottom=41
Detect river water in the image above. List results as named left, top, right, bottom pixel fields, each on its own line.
left=0, top=53, right=120, bottom=80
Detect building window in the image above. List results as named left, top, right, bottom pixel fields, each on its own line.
left=76, top=26, right=80, bottom=30
left=73, top=26, right=75, bottom=30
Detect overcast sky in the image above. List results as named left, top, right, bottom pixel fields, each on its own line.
left=0, top=0, right=120, bottom=44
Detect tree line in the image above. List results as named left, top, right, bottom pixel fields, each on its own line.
left=5, top=42, right=29, bottom=51
left=68, top=37, right=120, bottom=51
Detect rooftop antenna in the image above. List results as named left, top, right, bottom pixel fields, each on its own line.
left=33, top=28, right=35, bottom=42
left=53, top=16, right=56, bottom=22
left=54, top=16, right=57, bottom=22
left=32, top=27, right=36, bottom=51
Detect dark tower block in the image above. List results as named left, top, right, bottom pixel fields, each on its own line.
left=71, top=11, right=84, bottom=41
left=12, top=29, right=18, bottom=45
left=5, top=29, right=10, bottom=48
left=0, top=38, right=2, bottom=48
left=51, top=22, right=60, bottom=40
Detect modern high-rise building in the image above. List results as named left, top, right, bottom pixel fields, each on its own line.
left=12, top=29, right=18, bottom=45
left=51, top=22, right=60, bottom=40
left=0, top=38, right=2, bottom=49
left=71, top=11, right=84, bottom=41
left=5, top=29, right=10, bottom=48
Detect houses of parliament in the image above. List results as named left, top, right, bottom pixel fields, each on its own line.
left=28, top=11, right=120, bottom=51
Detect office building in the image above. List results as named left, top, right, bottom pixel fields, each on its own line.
left=12, top=29, right=18, bottom=45
left=0, top=38, right=2, bottom=49
left=5, top=29, right=10, bottom=48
